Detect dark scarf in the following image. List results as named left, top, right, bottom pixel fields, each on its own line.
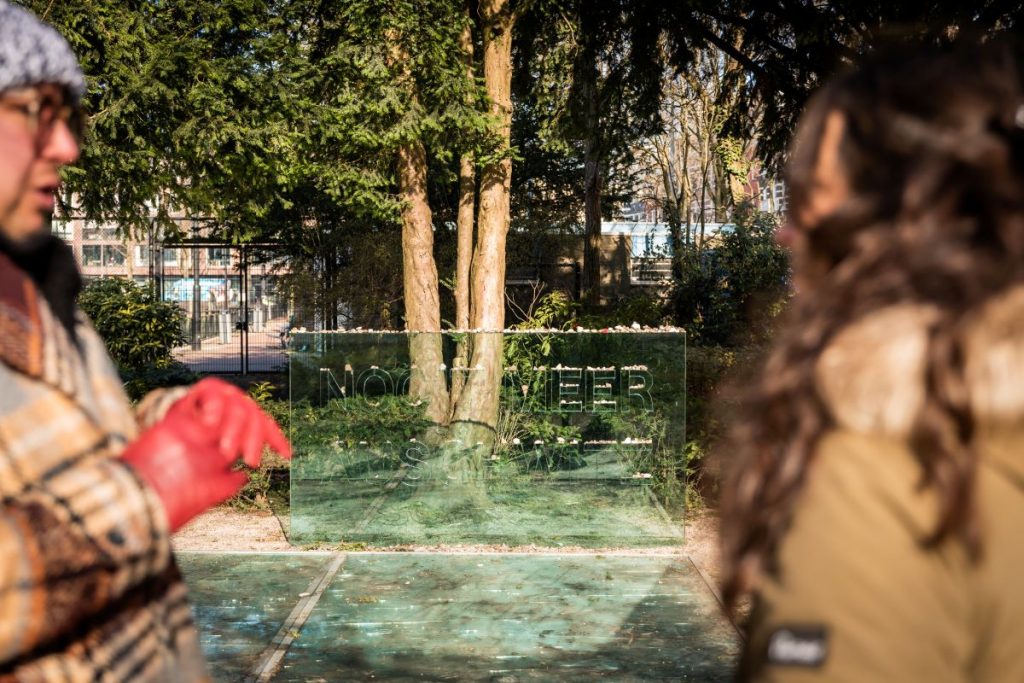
left=0, top=230, right=81, bottom=341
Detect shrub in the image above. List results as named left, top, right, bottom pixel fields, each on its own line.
left=670, top=205, right=789, bottom=346
left=290, top=395, right=434, bottom=452
left=227, top=382, right=292, bottom=511
left=78, top=278, right=187, bottom=371
left=78, top=279, right=195, bottom=401
left=121, top=362, right=199, bottom=402
left=576, top=293, right=666, bottom=328
left=229, top=385, right=436, bottom=510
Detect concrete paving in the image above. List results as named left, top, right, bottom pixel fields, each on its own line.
left=173, top=317, right=289, bottom=373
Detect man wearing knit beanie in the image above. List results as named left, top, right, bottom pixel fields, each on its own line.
left=0, top=3, right=290, bottom=681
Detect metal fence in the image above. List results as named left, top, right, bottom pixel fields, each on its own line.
left=155, top=242, right=290, bottom=374
left=629, top=256, right=673, bottom=285
left=60, top=218, right=290, bottom=374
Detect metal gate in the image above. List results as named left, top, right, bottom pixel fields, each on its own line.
left=156, top=241, right=289, bottom=374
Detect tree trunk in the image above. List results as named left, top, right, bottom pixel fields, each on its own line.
left=668, top=213, right=684, bottom=281
left=713, top=156, right=731, bottom=221
left=323, top=247, right=336, bottom=330
left=681, top=139, right=692, bottom=248
left=398, top=140, right=450, bottom=425
left=450, top=12, right=477, bottom=414
left=451, top=0, right=514, bottom=451
left=583, top=142, right=602, bottom=307
left=454, top=17, right=476, bottom=332
left=581, top=58, right=602, bottom=307
left=656, top=140, right=686, bottom=280
left=455, top=165, right=476, bottom=329
left=699, top=140, right=710, bottom=250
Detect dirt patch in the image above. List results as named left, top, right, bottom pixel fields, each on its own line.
left=172, top=508, right=293, bottom=552
left=684, top=511, right=722, bottom=583
left=172, top=507, right=722, bottom=583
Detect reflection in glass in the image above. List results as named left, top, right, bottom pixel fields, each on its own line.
left=289, top=331, right=686, bottom=547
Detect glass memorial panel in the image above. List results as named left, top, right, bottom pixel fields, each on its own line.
left=289, top=331, right=686, bottom=547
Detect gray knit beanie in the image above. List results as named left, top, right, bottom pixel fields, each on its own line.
left=0, top=0, right=85, bottom=101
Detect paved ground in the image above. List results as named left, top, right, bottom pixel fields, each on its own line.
left=174, top=510, right=735, bottom=681
left=173, top=317, right=288, bottom=373
left=179, top=551, right=739, bottom=682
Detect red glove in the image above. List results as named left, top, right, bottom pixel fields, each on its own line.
left=165, top=378, right=291, bottom=465
left=124, top=379, right=291, bottom=532
left=122, top=410, right=247, bottom=531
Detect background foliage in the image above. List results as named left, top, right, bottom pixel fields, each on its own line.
left=78, top=279, right=195, bottom=400
left=670, top=206, right=789, bottom=346
left=78, top=278, right=186, bottom=369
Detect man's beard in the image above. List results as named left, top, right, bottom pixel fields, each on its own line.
left=2, top=226, right=53, bottom=251
left=0, top=225, right=82, bottom=341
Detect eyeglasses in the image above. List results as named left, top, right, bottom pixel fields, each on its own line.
left=0, top=88, right=85, bottom=145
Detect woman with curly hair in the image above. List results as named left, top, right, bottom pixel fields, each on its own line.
left=722, top=41, right=1024, bottom=681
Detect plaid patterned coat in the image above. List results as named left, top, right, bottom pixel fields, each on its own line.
left=0, top=252, right=209, bottom=682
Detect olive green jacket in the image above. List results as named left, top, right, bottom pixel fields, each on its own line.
left=742, top=292, right=1024, bottom=682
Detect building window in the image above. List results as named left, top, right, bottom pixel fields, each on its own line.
left=82, top=223, right=117, bottom=241
left=81, top=245, right=102, bottom=266
left=52, top=220, right=74, bottom=241
left=207, top=247, right=230, bottom=267
left=134, top=245, right=150, bottom=266
left=103, top=245, right=126, bottom=267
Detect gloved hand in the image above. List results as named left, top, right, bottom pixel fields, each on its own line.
left=123, top=379, right=291, bottom=531
left=165, top=378, right=291, bottom=465
left=122, top=411, right=249, bottom=532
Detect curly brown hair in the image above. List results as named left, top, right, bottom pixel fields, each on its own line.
left=720, top=40, right=1024, bottom=613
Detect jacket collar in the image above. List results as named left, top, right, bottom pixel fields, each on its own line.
left=815, top=290, right=1024, bottom=487
left=0, top=248, right=90, bottom=406
left=0, top=250, right=45, bottom=378
left=0, top=250, right=137, bottom=441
